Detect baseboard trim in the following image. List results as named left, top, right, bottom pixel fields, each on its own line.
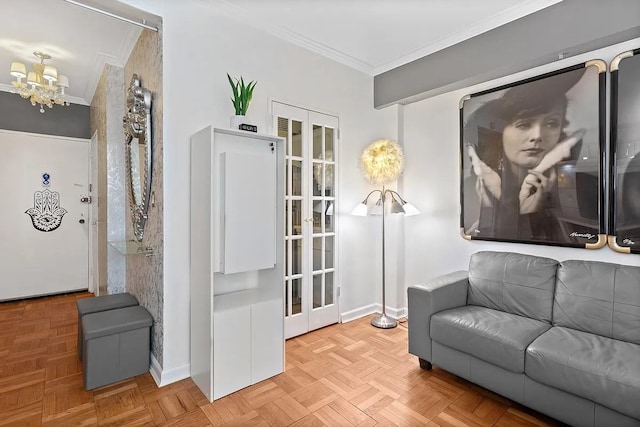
left=340, top=304, right=378, bottom=323
left=150, top=354, right=190, bottom=387
left=389, top=306, right=408, bottom=319
left=341, top=304, right=407, bottom=323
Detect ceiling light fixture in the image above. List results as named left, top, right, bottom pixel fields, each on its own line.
left=9, top=51, right=70, bottom=113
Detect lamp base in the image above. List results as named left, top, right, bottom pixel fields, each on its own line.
left=370, top=313, right=397, bottom=329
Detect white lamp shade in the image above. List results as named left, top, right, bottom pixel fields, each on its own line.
left=326, top=202, right=334, bottom=216
left=27, top=71, right=43, bottom=86
left=351, top=203, right=368, bottom=216
left=369, top=200, right=383, bottom=216
left=43, top=65, right=58, bottom=82
left=390, top=199, right=404, bottom=214
left=402, top=202, right=420, bottom=216
left=10, top=62, right=26, bottom=78
left=57, top=74, right=69, bottom=88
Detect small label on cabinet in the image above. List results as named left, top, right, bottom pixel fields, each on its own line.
left=238, top=123, right=258, bottom=132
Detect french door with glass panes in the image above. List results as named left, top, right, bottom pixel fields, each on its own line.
left=273, top=102, right=339, bottom=339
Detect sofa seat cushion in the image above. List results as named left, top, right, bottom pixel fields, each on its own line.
left=430, top=305, right=550, bottom=373
left=526, top=326, right=640, bottom=420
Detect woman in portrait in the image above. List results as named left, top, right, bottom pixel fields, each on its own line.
left=463, top=69, right=587, bottom=242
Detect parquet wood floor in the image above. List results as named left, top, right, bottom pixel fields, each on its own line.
left=0, top=292, right=566, bottom=426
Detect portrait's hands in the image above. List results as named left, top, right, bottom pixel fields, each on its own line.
left=532, top=129, right=585, bottom=174
left=519, top=169, right=557, bottom=214
left=468, top=145, right=501, bottom=206
left=475, top=166, right=501, bottom=207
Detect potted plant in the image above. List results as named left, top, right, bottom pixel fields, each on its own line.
left=227, top=73, right=257, bottom=128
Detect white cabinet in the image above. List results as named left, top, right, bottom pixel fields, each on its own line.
left=220, top=151, right=276, bottom=274
left=251, top=299, right=284, bottom=383
left=213, top=305, right=251, bottom=399
left=190, top=127, right=285, bottom=402
left=211, top=297, right=283, bottom=399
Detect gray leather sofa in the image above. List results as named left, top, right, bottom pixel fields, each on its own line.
left=408, top=251, right=640, bottom=427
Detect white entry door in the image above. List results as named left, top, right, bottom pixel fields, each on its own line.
left=0, top=131, right=90, bottom=301
left=272, top=102, right=340, bottom=339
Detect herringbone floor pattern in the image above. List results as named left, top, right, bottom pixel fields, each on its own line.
left=0, top=292, right=564, bottom=426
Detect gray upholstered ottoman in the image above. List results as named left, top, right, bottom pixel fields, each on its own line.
left=81, top=305, right=153, bottom=390
left=76, top=293, right=138, bottom=360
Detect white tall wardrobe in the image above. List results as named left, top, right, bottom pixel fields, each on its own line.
left=190, top=126, right=285, bottom=401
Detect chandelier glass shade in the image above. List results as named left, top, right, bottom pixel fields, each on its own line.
left=10, top=51, right=70, bottom=113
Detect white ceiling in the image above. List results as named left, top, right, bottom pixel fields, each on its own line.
left=0, top=0, right=143, bottom=105
left=0, top=0, right=561, bottom=106
left=216, top=0, right=562, bottom=75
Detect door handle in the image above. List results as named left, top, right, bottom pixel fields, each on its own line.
left=80, top=196, right=92, bottom=203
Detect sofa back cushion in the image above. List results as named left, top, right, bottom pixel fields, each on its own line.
left=468, top=251, right=558, bottom=323
left=554, top=260, right=640, bottom=344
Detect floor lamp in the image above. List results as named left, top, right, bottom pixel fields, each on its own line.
left=352, top=139, right=419, bottom=329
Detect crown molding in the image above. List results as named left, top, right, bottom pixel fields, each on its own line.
left=118, top=25, right=144, bottom=68
left=206, top=0, right=562, bottom=77
left=373, top=0, right=563, bottom=75
left=84, top=25, right=142, bottom=104
left=83, top=51, right=118, bottom=105
left=210, top=0, right=376, bottom=74
left=264, top=25, right=375, bottom=75
left=0, top=83, right=89, bottom=106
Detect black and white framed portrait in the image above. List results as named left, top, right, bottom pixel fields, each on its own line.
left=609, top=49, right=640, bottom=254
left=460, top=62, right=606, bottom=248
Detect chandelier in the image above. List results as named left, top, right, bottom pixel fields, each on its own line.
left=9, top=51, right=70, bottom=113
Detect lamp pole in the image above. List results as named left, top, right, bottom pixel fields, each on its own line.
left=371, top=187, right=397, bottom=329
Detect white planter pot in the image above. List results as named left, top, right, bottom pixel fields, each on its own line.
left=230, top=115, right=245, bottom=129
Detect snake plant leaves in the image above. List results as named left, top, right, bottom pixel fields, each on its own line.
left=227, top=73, right=257, bottom=116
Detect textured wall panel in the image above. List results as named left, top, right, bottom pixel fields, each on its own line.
left=124, top=29, right=164, bottom=365
left=91, top=65, right=127, bottom=296
left=106, top=67, right=126, bottom=295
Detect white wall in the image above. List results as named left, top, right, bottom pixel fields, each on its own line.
left=402, top=37, right=640, bottom=311
left=118, top=0, right=397, bottom=383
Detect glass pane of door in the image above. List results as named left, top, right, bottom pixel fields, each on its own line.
left=325, top=272, right=334, bottom=305
left=292, top=121, right=302, bottom=157
left=313, top=125, right=322, bottom=159
left=313, top=274, right=322, bottom=309
left=291, top=278, right=302, bottom=315
left=325, top=236, right=334, bottom=269
left=325, top=128, right=334, bottom=161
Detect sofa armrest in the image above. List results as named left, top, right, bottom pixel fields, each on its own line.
left=407, top=270, right=469, bottom=363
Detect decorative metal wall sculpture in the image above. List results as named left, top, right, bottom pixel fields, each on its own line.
left=459, top=61, right=607, bottom=248
left=25, top=188, right=67, bottom=232
left=608, top=49, right=640, bottom=253
left=123, top=74, right=153, bottom=242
